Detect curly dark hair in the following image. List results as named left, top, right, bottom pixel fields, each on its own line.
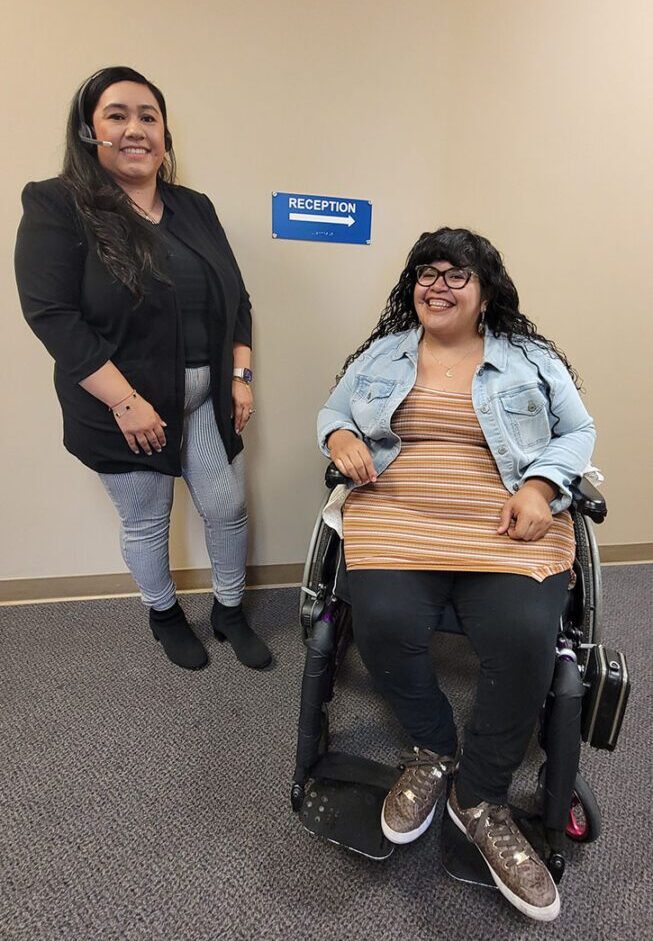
left=338, top=227, right=580, bottom=388
left=61, top=66, right=177, bottom=302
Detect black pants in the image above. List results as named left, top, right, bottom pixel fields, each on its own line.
left=347, top=569, right=570, bottom=807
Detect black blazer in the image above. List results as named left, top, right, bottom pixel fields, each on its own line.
left=14, top=178, right=252, bottom=474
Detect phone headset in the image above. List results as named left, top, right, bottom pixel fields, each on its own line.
left=76, top=69, right=172, bottom=151
left=77, top=70, right=112, bottom=147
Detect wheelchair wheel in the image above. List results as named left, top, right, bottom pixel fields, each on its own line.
left=565, top=771, right=601, bottom=843
left=571, top=510, right=602, bottom=675
left=299, top=501, right=341, bottom=639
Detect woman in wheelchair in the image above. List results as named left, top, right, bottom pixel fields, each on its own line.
left=316, top=227, right=595, bottom=922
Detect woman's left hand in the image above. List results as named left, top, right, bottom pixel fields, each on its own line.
left=497, top=480, right=556, bottom=542
left=232, top=380, right=255, bottom=434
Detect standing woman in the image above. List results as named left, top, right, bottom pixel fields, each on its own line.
left=15, top=66, right=271, bottom=671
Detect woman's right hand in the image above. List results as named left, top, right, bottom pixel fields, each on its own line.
left=327, top=429, right=377, bottom=485
left=113, top=395, right=167, bottom=455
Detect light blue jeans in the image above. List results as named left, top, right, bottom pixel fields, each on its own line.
left=100, top=367, right=247, bottom=610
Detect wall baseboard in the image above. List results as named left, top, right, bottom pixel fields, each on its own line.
left=1, top=547, right=650, bottom=605
left=596, top=544, right=653, bottom=564
left=0, top=564, right=304, bottom=605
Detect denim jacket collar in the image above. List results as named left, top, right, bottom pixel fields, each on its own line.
left=390, top=328, right=421, bottom=362
left=390, top=325, right=508, bottom=371
left=482, top=332, right=509, bottom=372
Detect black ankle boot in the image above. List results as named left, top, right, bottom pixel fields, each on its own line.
left=150, top=602, right=208, bottom=670
left=211, top=599, right=272, bottom=669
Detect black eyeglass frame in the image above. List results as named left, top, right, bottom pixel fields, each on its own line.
left=414, top=264, right=476, bottom=289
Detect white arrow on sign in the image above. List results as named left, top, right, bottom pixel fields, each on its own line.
left=289, top=212, right=355, bottom=227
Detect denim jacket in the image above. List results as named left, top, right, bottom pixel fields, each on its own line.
left=317, top=327, right=595, bottom=515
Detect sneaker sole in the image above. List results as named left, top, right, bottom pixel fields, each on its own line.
left=381, top=796, right=438, bottom=845
left=446, top=800, right=560, bottom=922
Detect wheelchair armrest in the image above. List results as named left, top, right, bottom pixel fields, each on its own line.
left=325, top=462, right=349, bottom=490
left=569, top=476, right=607, bottom=524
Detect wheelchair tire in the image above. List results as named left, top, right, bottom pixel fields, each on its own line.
left=571, top=510, right=602, bottom=675
left=299, top=501, right=341, bottom=639
left=565, top=771, right=601, bottom=843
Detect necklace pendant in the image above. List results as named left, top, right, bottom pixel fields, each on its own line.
left=445, top=368, right=454, bottom=378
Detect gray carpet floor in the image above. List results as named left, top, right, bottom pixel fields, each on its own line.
left=1, top=564, right=651, bottom=941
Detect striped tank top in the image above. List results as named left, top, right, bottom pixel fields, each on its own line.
left=342, top=386, right=574, bottom=581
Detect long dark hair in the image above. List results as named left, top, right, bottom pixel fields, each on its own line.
left=339, top=227, right=581, bottom=389
left=61, top=66, right=177, bottom=301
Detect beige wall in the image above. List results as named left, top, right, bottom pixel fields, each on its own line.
left=1, top=0, right=651, bottom=585
left=440, top=1, right=653, bottom=554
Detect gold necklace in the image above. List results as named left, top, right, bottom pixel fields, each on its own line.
left=422, top=338, right=481, bottom=378
left=131, top=196, right=162, bottom=225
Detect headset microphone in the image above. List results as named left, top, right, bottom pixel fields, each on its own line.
left=78, top=133, right=113, bottom=147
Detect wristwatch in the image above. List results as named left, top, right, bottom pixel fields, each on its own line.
left=233, top=367, right=253, bottom=384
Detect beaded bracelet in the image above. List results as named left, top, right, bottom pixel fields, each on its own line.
left=109, top=389, right=136, bottom=410
left=111, top=391, right=138, bottom=418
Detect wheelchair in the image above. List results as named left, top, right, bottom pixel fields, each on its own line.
left=291, top=464, right=630, bottom=886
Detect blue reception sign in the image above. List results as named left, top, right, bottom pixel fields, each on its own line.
left=272, top=191, right=372, bottom=245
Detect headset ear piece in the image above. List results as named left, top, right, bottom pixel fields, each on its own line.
left=77, top=70, right=104, bottom=146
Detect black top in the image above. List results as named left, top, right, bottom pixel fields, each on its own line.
left=14, top=178, right=251, bottom=473
left=157, top=207, right=217, bottom=366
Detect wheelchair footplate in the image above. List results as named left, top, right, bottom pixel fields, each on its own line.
left=299, top=752, right=401, bottom=860
left=441, top=792, right=551, bottom=888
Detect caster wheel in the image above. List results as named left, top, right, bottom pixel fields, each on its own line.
left=547, top=852, right=565, bottom=883
left=566, top=772, right=601, bottom=843
left=537, top=765, right=601, bottom=844
left=291, top=783, right=305, bottom=812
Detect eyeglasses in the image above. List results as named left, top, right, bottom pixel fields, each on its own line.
left=415, top=265, right=475, bottom=289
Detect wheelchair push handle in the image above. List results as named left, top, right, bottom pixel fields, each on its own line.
left=325, top=461, right=607, bottom=523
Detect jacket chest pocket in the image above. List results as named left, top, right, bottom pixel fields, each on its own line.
left=351, top=375, right=397, bottom=432
left=499, top=387, right=551, bottom=451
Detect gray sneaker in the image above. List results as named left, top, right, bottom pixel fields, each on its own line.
left=447, top=782, right=560, bottom=922
left=382, top=748, right=454, bottom=844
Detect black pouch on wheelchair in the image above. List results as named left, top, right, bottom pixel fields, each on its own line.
left=581, top=645, right=630, bottom=751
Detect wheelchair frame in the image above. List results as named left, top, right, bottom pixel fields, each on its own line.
left=292, top=468, right=625, bottom=880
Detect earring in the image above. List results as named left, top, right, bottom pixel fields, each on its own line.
left=478, top=306, right=487, bottom=335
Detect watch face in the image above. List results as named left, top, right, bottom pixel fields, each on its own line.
left=243, top=368, right=253, bottom=383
